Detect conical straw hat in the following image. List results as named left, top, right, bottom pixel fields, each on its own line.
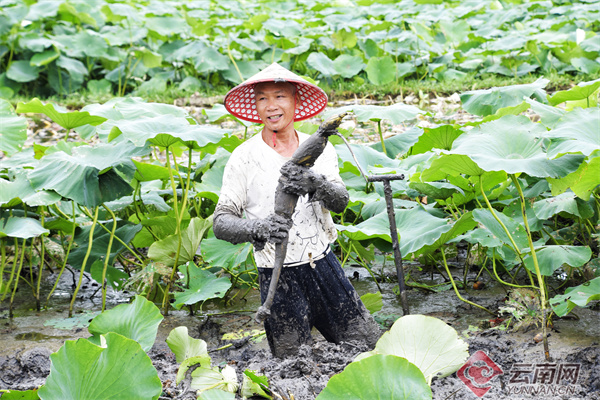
left=224, top=63, right=328, bottom=123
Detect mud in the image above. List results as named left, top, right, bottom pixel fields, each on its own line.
left=2, top=265, right=598, bottom=400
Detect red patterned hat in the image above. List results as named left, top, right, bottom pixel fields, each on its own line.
left=224, top=63, right=328, bottom=124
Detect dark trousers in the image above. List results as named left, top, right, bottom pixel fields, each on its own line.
left=258, top=249, right=381, bottom=358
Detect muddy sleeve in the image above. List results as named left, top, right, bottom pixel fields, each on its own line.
left=312, top=143, right=348, bottom=214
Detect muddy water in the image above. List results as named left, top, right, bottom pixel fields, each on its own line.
left=1, top=266, right=599, bottom=399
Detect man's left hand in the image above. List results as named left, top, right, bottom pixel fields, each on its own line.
left=279, top=162, right=324, bottom=197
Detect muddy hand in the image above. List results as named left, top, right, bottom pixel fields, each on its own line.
left=255, top=305, right=271, bottom=323
left=278, top=162, right=324, bottom=197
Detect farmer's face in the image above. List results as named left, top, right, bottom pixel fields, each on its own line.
left=254, top=82, right=296, bottom=132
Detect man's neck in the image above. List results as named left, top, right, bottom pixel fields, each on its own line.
left=262, top=127, right=298, bottom=157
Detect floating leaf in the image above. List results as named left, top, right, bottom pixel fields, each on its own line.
left=355, top=315, right=469, bottom=381
left=317, top=355, right=432, bottom=400
left=38, top=333, right=162, bottom=400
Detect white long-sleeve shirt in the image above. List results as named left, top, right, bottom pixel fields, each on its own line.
left=215, top=131, right=342, bottom=268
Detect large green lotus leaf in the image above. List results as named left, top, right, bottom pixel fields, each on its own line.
left=0, top=217, right=49, bottom=239
left=460, top=78, right=548, bottom=116
left=132, top=160, right=172, bottom=181
left=421, top=153, right=487, bottom=178
left=533, top=192, right=582, bottom=219
left=166, top=326, right=208, bottom=363
left=333, top=54, right=365, bottom=78
left=201, top=235, right=252, bottom=271
left=148, top=217, right=212, bottom=267
left=0, top=174, right=60, bottom=207
left=316, top=354, right=431, bottom=400
left=365, top=56, right=396, bottom=85
left=109, top=115, right=231, bottom=152
left=547, top=79, right=600, bottom=106
left=544, top=107, right=600, bottom=158
left=415, top=212, right=477, bottom=256
left=355, top=315, right=468, bottom=381
left=525, top=98, right=567, bottom=129
left=548, top=154, right=600, bottom=201
left=550, top=276, right=600, bottom=317
left=473, top=208, right=529, bottom=250
left=173, top=263, right=232, bottom=309
left=409, top=180, right=464, bottom=200
left=6, top=61, right=39, bottom=83
left=450, top=115, right=584, bottom=178
left=307, top=52, right=337, bottom=77
left=335, top=143, right=399, bottom=176
left=325, top=103, right=423, bottom=124
left=37, top=333, right=162, bottom=400
left=0, top=99, right=27, bottom=155
left=68, top=221, right=141, bottom=271
left=524, top=245, right=592, bottom=276
left=370, top=127, right=423, bottom=158
left=16, top=98, right=106, bottom=130
left=410, top=125, right=463, bottom=154
left=88, top=296, right=163, bottom=353
left=28, top=142, right=148, bottom=207
left=195, top=153, right=230, bottom=203
left=337, top=207, right=452, bottom=257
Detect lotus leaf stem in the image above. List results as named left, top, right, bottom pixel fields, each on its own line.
left=35, top=208, right=46, bottom=310
left=9, top=238, right=27, bottom=318
left=440, top=247, right=494, bottom=315
left=69, top=206, right=99, bottom=318
left=511, top=174, right=551, bottom=361
left=492, top=250, right=537, bottom=290
left=377, top=120, right=387, bottom=156
left=163, top=147, right=184, bottom=314
left=478, top=175, right=536, bottom=287
left=2, top=238, right=20, bottom=301
left=46, top=203, right=77, bottom=308
left=101, top=204, right=118, bottom=312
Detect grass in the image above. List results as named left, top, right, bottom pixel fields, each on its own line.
left=6, top=70, right=599, bottom=109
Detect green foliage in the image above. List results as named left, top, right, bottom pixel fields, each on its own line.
left=1, top=1, right=600, bottom=98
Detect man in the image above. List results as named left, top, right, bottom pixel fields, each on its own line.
left=213, top=63, right=380, bottom=357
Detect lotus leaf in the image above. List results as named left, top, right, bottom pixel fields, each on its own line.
left=450, top=115, right=585, bottom=178
left=355, top=315, right=469, bottom=381
left=0, top=217, right=48, bottom=239
left=550, top=276, right=600, bottom=317
left=16, top=98, right=106, bottom=130
left=88, top=295, right=163, bottom=352
left=38, top=333, right=161, bottom=400
left=147, top=217, right=212, bottom=268
left=317, top=354, right=432, bottom=399
left=166, top=326, right=208, bottom=363
left=0, top=99, right=27, bottom=155
left=172, top=262, right=232, bottom=309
